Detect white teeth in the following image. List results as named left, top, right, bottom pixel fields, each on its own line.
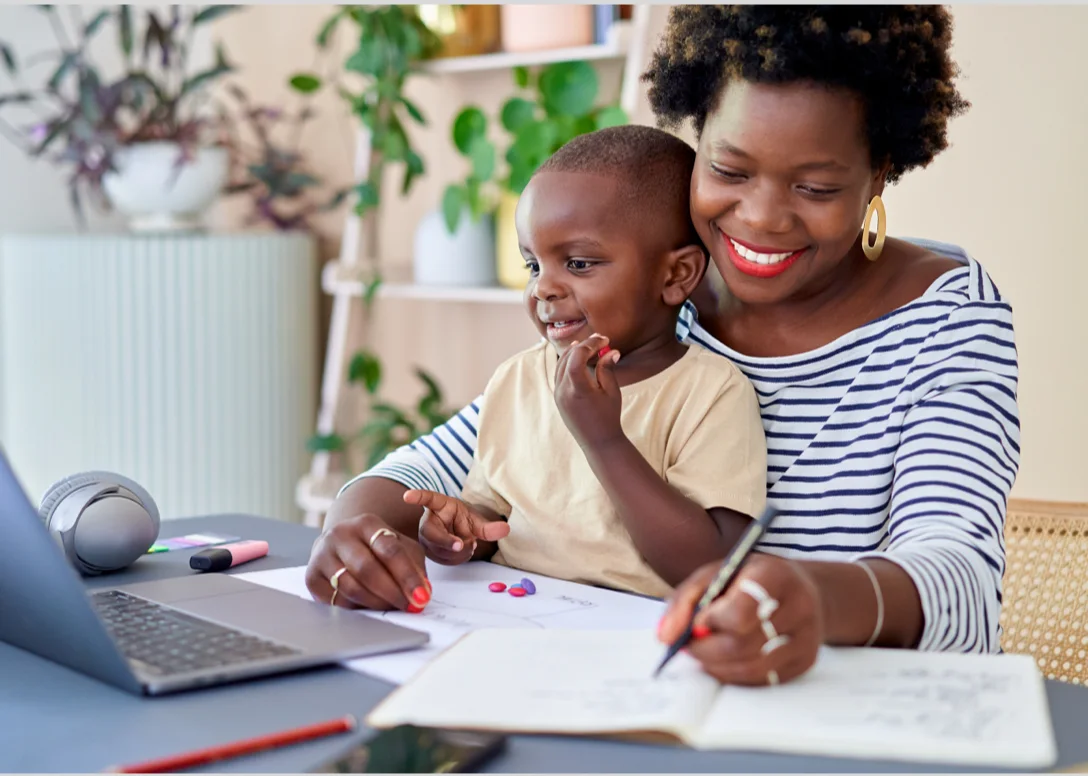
left=730, top=239, right=796, bottom=265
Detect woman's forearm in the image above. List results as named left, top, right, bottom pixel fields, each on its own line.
left=324, top=476, right=422, bottom=537
left=800, top=557, right=923, bottom=648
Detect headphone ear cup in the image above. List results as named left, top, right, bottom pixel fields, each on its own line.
left=38, top=471, right=161, bottom=575
left=39, top=471, right=108, bottom=528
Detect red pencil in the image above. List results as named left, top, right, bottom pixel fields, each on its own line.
left=104, top=714, right=358, bottom=773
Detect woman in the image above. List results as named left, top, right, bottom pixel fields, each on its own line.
left=306, top=6, right=1018, bottom=687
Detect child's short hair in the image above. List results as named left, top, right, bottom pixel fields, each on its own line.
left=534, top=125, right=700, bottom=249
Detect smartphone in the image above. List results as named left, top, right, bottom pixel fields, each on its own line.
left=310, top=725, right=507, bottom=773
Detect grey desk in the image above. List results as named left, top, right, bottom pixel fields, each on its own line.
left=2, top=514, right=1086, bottom=773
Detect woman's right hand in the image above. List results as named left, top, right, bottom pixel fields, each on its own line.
left=305, top=514, right=433, bottom=613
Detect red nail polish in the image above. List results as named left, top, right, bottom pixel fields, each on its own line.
left=692, top=624, right=711, bottom=640
left=411, top=586, right=429, bottom=605
left=598, top=346, right=611, bottom=358
left=406, top=604, right=424, bottom=614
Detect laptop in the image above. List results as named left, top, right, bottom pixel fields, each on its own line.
left=0, top=450, right=429, bottom=695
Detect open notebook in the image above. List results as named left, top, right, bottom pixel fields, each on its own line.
left=367, top=629, right=1057, bottom=769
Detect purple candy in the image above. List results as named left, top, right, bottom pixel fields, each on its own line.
left=520, top=577, right=536, bottom=595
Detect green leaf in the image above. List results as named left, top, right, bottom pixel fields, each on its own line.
left=348, top=351, right=382, bottom=394
left=399, top=95, right=425, bottom=125
left=594, top=105, right=627, bottom=130
left=354, top=181, right=379, bottom=210
left=193, top=6, right=240, bottom=25
left=47, top=52, right=77, bottom=91
left=180, top=44, right=233, bottom=97
left=0, top=92, right=32, bottom=107
left=401, top=149, right=424, bottom=195
left=316, top=10, right=343, bottom=49
left=467, top=136, right=495, bottom=182
left=363, top=276, right=383, bottom=305
left=306, top=433, right=345, bottom=453
left=513, top=65, right=530, bottom=89
left=507, top=163, right=534, bottom=196
left=538, top=60, right=598, bottom=117
left=512, top=120, right=555, bottom=164
left=0, top=41, right=15, bottom=74
left=289, top=73, right=321, bottom=93
left=442, top=184, right=465, bottom=233
left=345, top=39, right=386, bottom=77
left=451, top=106, right=486, bottom=156
left=83, top=10, right=110, bottom=37
left=415, top=368, right=443, bottom=404
left=118, top=6, right=133, bottom=57
left=500, top=97, right=536, bottom=133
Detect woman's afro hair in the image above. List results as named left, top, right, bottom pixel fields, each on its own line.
left=643, top=5, right=970, bottom=182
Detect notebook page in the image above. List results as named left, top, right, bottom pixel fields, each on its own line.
left=367, top=629, right=719, bottom=738
left=690, top=646, right=1057, bottom=769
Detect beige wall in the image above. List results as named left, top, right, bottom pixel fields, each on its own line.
left=2, top=6, right=1085, bottom=503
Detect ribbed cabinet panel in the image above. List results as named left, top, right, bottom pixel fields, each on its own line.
left=0, top=233, right=317, bottom=522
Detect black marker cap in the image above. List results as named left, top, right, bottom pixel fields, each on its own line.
left=190, top=547, right=232, bottom=572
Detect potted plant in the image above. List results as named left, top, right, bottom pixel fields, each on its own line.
left=291, top=6, right=456, bottom=475
left=442, top=60, right=627, bottom=289
left=0, top=5, right=240, bottom=230
left=219, top=83, right=348, bottom=233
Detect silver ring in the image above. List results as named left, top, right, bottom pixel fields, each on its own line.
left=767, top=669, right=780, bottom=686
left=738, top=578, right=780, bottom=621
left=760, top=617, right=778, bottom=641
left=330, top=566, right=348, bottom=590
left=761, top=634, right=790, bottom=655
left=368, top=527, right=397, bottom=548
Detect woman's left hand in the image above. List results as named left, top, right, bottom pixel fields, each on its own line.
left=657, top=553, right=824, bottom=686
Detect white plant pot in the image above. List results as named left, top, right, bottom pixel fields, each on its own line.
left=102, top=141, right=228, bottom=232
left=413, top=207, right=498, bottom=287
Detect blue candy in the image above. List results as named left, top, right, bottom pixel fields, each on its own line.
left=520, top=577, right=536, bottom=595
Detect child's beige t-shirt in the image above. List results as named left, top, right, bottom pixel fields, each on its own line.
left=460, top=341, right=767, bottom=599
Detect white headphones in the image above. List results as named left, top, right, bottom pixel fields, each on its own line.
left=38, top=471, right=160, bottom=576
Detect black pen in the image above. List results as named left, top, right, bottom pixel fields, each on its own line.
left=653, top=504, right=779, bottom=678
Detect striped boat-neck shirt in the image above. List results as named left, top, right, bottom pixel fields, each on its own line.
left=347, top=240, right=1019, bottom=653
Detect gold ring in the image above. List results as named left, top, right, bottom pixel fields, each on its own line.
left=330, top=589, right=339, bottom=607
left=330, top=566, right=348, bottom=590
left=368, top=527, right=397, bottom=548
left=767, top=669, right=780, bottom=686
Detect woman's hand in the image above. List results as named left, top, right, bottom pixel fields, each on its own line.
left=554, top=334, right=624, bottom=450
left=404, top=489, right=510, bottom=565
left=305, top=514, right=432, bottom=613
left=657, top=553, right=824, bottom=685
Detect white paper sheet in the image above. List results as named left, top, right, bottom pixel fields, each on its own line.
left=236, top=561, right=666, bottom=685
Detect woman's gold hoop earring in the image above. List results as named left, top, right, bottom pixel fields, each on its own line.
left=862, top=195, right=886, bottom=261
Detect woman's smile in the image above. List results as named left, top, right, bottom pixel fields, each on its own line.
left=720, top=228, right=809, bottom=279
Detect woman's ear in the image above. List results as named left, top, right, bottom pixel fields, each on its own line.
left=662, top=244, right=708, bottom=306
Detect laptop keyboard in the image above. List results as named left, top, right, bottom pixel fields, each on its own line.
left=90, top=590, right=302, bottom=677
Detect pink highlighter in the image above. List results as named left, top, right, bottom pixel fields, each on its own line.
left=189, top=540, right=269, bottom=572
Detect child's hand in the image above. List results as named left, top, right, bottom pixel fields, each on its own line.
left=554, top=333, right=624, bottom=450
left=403, top=489, right=510, bottom=565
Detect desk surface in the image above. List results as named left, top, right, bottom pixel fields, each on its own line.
left=3, top=514, right=1086, bottom=774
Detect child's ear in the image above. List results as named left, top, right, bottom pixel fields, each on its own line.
left=661, top=244, right=708, bottom=306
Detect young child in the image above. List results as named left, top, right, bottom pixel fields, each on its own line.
left=404, top=125, right=767, bottom=598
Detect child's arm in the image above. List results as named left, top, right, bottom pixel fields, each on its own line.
left=555, top=337, right=765, bottom=588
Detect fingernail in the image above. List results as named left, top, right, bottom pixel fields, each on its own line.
left=407, top=604, right=424, bottom=614
left=692, top=624, right=711, bottom=640
left=598, top=346, right=611, bottom=358
left=411, top=586, right=430, bottom=605
left=656, top=616, right=667, bottom=638
left=451, top=539, right=463, bottom=551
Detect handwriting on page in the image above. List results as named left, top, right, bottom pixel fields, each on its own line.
left=842, top=667, right=1016, bottom=740
left=527, top=674, right=689, bottom=717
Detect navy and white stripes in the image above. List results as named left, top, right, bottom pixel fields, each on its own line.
left=345, top=241, right=1018, bottom=654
